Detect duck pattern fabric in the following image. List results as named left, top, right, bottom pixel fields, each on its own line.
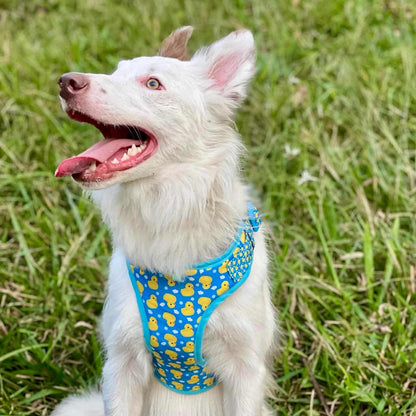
left=126, top=203, right=261, bottom=394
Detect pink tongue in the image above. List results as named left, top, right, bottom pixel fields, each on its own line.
left=55, top=139, right=139, bottom=177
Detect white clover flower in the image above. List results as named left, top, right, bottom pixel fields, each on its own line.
left=288, top=75, right=300, bottom=84
left=298, top=170, right=318, bottom=185
left=284, top=144, right=300, bottom=158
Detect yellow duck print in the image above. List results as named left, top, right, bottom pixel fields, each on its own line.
left=180, top=324, right=194, bottom=337
left=150, top=335, right=159, bottom=348
left=148, top=317, right=158, bottom=331
left=181, top=301, right=194, bottom=316
left=241, top=230, right=246, bottom=243
left=171, top=381, right=183, bottom=390
left=198, top=297, right=211, bottom=311
left=170, top=362, right=181, bottom=369
left=203, top=377, right=215, bottom=386
left=164, top=274, right=176, bottom=287
left=218, top=259, right=229, bottom=274
left=164, top=333, right=177, bottom=347
left=197, top=316, right=202, bottom=323
left=192, top=386, right=200, bottom=391
left=186, top=269, right=197, bottom=276
left=165, top=350, right=177, bottom=360
left=183, top=341, right=194, bottom=353
left=187, top=375, right=199, bottom=384
left=199, top=275, right=212, bottom=289
left=163, top=293, right=176, bottom=308
left=181, top=283, right=194, bottom=297
left=153, top=351, right=163, bottom=365
left=148, top=275, right=158, bottom=290
left=217, top=281, right=229, bottom=296
left=136, top=281, right=144, bottom=295
left=162, top=312, right=176, bottom=327
left=157, top=368, right=166, bottom=377
left=170, top=369, right=183, bottom=379
left=189, top=365, right=199, bottom=371
left=184, top=357, right=195, bottom=365
left=233, top=247, right=240, bottom=257
left=146, top=295, right=158, bottom=309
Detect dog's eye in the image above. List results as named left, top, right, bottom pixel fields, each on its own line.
left=146, top=78, right=161, bottom=90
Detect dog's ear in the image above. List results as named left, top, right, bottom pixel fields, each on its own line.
left=192, top=29, right=255, bottom=104
left=158, top=26, right=194, bottom=60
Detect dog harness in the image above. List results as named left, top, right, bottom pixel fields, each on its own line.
left=126, top=203, right=261, bottom=394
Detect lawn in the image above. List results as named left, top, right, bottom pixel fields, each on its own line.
left=1, top=0, right=416, bottom=415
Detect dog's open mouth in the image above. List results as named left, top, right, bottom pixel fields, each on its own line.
left=55, top=109, right=158, bottom=182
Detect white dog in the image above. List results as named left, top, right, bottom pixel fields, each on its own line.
left=52, top=27, right=276, bottom=416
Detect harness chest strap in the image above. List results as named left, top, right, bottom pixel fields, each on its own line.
left=126, top=203, right=262, bottom=394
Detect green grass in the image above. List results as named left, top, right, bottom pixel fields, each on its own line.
left=1, top=0, right=416, bottom=414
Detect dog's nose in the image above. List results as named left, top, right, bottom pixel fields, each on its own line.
left=59, top=72, right=89, bottom=100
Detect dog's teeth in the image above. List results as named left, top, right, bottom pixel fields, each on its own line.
left=111, top=158, right=119, bottom=164
left=128, top=144, right=138, bottom=156
left=86, top=162, right=96, bottom=172
left=121, top=153, right=129, bottom=161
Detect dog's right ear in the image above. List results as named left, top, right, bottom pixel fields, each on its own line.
left=158, top=26, right=194, bottom=60
left=192, top=30, right=256, bottom=106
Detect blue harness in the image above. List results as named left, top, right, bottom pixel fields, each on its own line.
left=126, top=203, right=261, bottom=394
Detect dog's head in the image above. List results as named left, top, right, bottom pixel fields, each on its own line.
left=55, top=27, right=255, bottom=189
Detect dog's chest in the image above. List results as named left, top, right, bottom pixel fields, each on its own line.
left=124, top=203, right=261, bottom=394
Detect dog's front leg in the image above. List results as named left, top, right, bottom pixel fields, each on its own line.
left=221, top=355, right=268, bottom=416
left=102, top=347, right=152, bottom=416
left=101, top=249, right=153, bottom=416
left=206, top=314, right=273, bottom=416
left=206, top=262, right=275, bottom=416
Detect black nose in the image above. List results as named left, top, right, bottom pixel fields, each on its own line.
left=59, top=72, right=89, bottom=100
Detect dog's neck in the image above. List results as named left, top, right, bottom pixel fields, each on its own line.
left=91, top=150, right=247, bottom=278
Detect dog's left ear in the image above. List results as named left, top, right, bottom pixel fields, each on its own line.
left=192, top=29, right=255, bottom=105
left=158, top=26, right=194, bottom=60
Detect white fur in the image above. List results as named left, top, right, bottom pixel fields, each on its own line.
left=52, top=29, right=277, bottom=416
left=52, top=392, right=104, bottom=416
